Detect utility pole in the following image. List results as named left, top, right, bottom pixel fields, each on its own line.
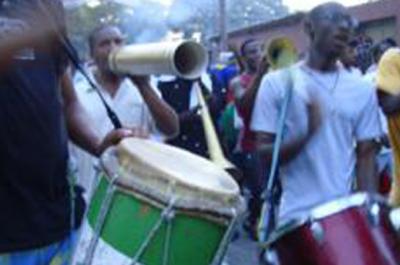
left=218, top=0, right=227, bottom=52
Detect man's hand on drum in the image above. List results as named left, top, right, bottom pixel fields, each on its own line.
left=96, top=127, right=151, bottom=156
left=96, top=128, right=133, bottom=156
left=130, top=127, right=150, bottom=139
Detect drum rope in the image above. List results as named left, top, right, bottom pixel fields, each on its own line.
left=162, top=213, right=174, bottom=265
left=83, top=174, right=120, bottom=265
left=130, top=197, right=177, bottom=265
left=211, top=208, right=238, bottom=265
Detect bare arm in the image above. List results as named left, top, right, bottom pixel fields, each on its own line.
left=256, top=131, right=313, bottom=166
left=237, top=58, right=269, bottom=116
left=62, top=71, right=132, bottom=157
left=130, top=77, right=179, bottom=138
left=355, top=140, right=379, bottom=192
left=255, top=101, right=321, bottom=165
left=377, top=90, right=400, bottom=116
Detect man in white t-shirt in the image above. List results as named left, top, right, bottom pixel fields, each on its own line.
left=251, top=3, right=382, bottom=225
left=70, top=25, right=179, bottom=201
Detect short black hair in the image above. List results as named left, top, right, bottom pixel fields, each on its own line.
left=305, top=2, right=348, bottom=38
left=383, top=37, right=397, bottom=47
left=240, top=39, right=258, bottom=56
left=88, top=24, right=119, bottom=54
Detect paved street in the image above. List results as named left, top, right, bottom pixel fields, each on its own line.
left=224, top=225, right=262, bottom=265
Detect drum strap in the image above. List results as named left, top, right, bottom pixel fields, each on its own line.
left=259, top=68, right=294, bottom=243
left=36, top=0, right=123, bottom=129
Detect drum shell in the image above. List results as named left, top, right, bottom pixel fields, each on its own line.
left=271, top=195, right=400, bottom=265
left=72, top=174, right=234, bottom=265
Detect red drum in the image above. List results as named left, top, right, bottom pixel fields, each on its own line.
left=269, top=193, right=400, bottom=265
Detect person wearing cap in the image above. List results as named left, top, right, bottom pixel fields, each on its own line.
left=376, top=47, right=400, bottom=206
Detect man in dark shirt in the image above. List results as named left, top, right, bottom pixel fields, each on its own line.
left=158, top=77, right=210, bottom=157
left=0, top=1, right=131, bottom=264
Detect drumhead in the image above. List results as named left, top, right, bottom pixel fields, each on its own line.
left=101, top=138, right=243, bottom=216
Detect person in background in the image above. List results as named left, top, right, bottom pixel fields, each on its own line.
left=365, top=38, right=398, bottom=79
left=354, top=32, right=374, bottom=74
left=364, top=38, right=398, bottom=196
left=229, top=38, right=268, bottom=239
left=70, top=24, right=179, bottom=201
left=157, top=74, right=216, bottom=158
left=210, top=52, right=240, bottom=105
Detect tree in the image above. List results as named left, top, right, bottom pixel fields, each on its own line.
left=227, top=0, right=289, bottom=30
left=64, top=0, right=289, bottom=58
left=65, top=0, right=126, bottom=58
left=65, top=0, right=169, bottom=59
left=166, top=0, right=289, bottom=37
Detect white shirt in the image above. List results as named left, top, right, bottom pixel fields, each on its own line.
left=251, top=61, right=382, bottom=224
left=70, top=70, right=160, bottom=201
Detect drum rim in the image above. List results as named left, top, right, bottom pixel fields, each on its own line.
left=99, top=147, right=246, bottom=218
left=115, top=139, right=240, bottom=196
left=267, top=192, right=389, bottom=245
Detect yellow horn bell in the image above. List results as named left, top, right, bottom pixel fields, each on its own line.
left=266, top=37, right=298, bottom=70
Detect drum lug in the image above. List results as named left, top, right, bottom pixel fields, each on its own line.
left=367, top=203, right=381, bottom=227
left=310, top=221, right=325, bottom=244
left=390, top=209, right=400, bottom=232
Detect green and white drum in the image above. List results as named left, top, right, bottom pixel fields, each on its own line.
left=72, top=138, right=244, bottom=265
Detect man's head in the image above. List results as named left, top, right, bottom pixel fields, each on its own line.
left=88, top=24, right=125, bottom=74
left=240, top=39, right=262, bottom=72
left=305, top=2, right=356, bottom=60
left=341, top=45, right=357, bottom=69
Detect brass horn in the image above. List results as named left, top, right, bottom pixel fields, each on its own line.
left=194, top=82, right=236, bottom=172
left=266, top=37, right=298, bottom=70
left=109, top=40, right=209, bottom=80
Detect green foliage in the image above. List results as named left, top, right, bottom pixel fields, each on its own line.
left=167, top=0, right=289, bottom=36
left=66, top=0, right=126, bottom=58
left=227, top=0, right=289, bottom=30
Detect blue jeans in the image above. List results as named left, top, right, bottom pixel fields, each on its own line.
left=0, top=232, right=77, bottom=265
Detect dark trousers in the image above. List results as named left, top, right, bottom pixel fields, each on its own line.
left=233, top=152, right=266, bottom=226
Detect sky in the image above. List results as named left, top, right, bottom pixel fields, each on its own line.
left=283, top=0, right=369, bottom=11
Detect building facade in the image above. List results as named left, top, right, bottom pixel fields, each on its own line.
left=217, top=0, right=400, bottom=55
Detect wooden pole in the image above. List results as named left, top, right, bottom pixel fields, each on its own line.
left=218, top=0, right=227, bottom=52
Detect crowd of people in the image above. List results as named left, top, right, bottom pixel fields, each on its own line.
left=0, top=0, right=400, bottom=265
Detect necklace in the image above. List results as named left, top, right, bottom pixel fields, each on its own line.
left=302, top=64, right=340, bottom=95
left=301, top=62, right=341, bottom=115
